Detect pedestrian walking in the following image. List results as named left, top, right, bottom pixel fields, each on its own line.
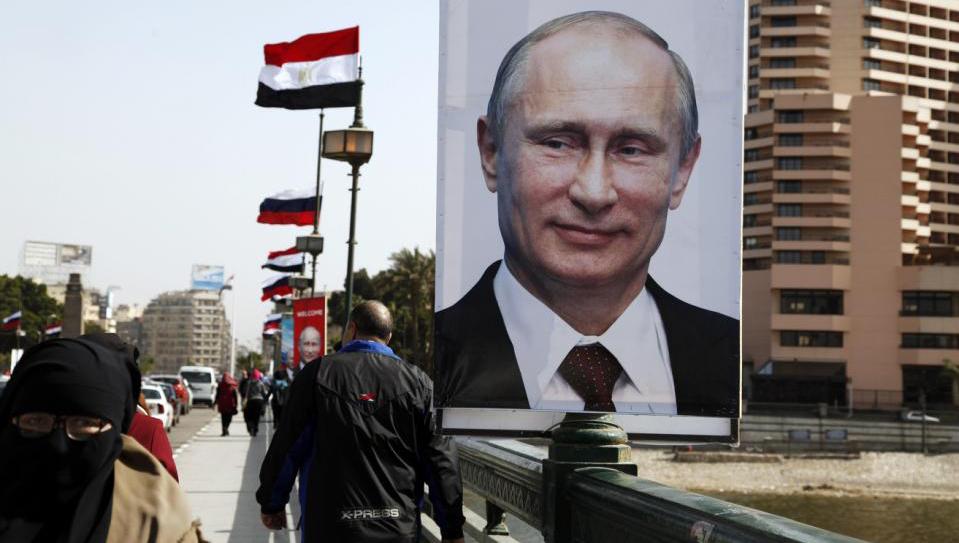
left=244, top=369, right=269, bottom=437
left=0, top=334, right=205, bottom=542
left=257, top=301, right=465, bottom=543
left=214, top=373, right=240, bottom=436
left=270, top=369, right=290, bottom=424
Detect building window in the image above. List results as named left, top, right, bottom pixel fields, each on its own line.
left=748, top=104, right=759, bottom=113
left=863, top=78, right=881, bottom=91
left=781, top=330, right=844, bottom=347
left=864, top=0, right=881, bottom=7
left=863, top=58, right=881, bottom=70
left=745, top=171, right=760, bottom=183
left=777, top=203, right=802, bottom=216
left=778, top=110, right=804, bottom=123
left=744, top=214, right=759, bottom=227
left=811, top=251, right=826, bottom=264
left=778, top=134, right=804, bottom=147
left=749, top=45, right=760, bottom=59
left=771, top=0, right=797, bottom=5
left=902, top=291, right=954, bottom=316
left=750, top=25, right=760, bottom=38
left=744, top=193, right=762, bottom=205
left=777, top=157, right=803, bottom=170
left=863, top=37, right=881, bottom=49
left=864, top=17, right=882, bottom=29
left=749, top=85, right=760, bottom=98
left=781, top=290, right=844, bottom=314
left=745, top=149, right=762, bottom=162
left=744, top=236, right=761, bottom=249
left=777, top=180, right=802, bottom=193
left=901, top=333, right=959, bottom=349
left=769, top=78, right=796, bottom=90
left=750, top=4, right=760, bottom=19
left=772, top=37, right=798, bottom=48
left=771, top=16, right=797, bottom=28
left=745, top=127, right=759, bottom=140
left=777, top=251, right=802, bottom=264
left=749, top=65, right=760, bottom=78
left=769, top=58, right=797, bottom=69
left=777, top=227, right=802, bottom=240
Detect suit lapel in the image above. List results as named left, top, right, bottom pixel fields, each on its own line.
left=645, top=276, right=699, bottom=412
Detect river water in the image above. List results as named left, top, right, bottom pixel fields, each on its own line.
left=701, top=491, right=959, bottom=543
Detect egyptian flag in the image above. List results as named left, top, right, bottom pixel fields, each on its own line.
left=262, top=274, right=293, bottom=301
left=256, top=27, right=361, bottom=110
left=1, top=311, right=21, bottom=331
left=45, top=322, right=62, bottom=338
left=263, top=313, right=282, bottom=334
left=263, top=247, right=306, bottom=273
left=257, top=189, right=318, bottom=226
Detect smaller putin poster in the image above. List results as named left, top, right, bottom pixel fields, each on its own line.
left=293, top=296, right=327, bottom=371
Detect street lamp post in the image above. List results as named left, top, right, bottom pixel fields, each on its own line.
left=322, top=71, right=373, bottom=330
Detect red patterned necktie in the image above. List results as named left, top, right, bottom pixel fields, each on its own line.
left=557, top=343, right=623, bottom=412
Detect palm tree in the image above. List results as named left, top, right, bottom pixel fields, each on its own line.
left=374, top=248, right=435, bottom=375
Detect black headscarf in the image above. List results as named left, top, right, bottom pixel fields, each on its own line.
left=0, top=335, right=140, bottom=543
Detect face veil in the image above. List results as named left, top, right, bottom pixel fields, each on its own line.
left=0, top=337, right=139, bottom=543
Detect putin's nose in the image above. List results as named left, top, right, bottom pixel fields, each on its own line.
left=568, top=150, right=618, bottom=214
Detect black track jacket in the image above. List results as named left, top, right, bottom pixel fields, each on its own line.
left=256, top=340, right=465, bottom=542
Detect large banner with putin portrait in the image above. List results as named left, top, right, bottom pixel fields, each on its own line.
left=435, top=0, right=744, bottom=441
left=293, top=296, right=327, bottom=371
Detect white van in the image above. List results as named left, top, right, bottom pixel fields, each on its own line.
left=178, top=365, right=217, bottom=406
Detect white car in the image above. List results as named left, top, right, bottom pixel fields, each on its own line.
left=179, top=366, right=217, bottom=407
left=142, top=384, right=173, bottom=431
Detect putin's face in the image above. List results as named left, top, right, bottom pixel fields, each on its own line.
left=299, top=326, right=321, bottom=363
left=478, top=26, right=700, bottom=291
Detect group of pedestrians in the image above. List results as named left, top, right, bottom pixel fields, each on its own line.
left=214, top=366, right=291, bottom=437
left=0, top=300, right=465, bottom=543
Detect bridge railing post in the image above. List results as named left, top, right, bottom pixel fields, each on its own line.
left=541, top=413, right=637, bottom=543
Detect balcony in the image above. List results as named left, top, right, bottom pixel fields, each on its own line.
left=763, top=25, right=831, bottom=38
left=771, top=313, right=850, bottom=331
left=771, top=263, right=851, bottom=288
left=773, top=191, right=850, bottom=205
left=774, top=215, right=851, bottom=228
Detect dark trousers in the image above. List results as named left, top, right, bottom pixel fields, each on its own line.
left=245, top=399, right=264, bottom=435
left=220, top=413, right=233, bottom=435
left=271, top=401, right=283, bottom=425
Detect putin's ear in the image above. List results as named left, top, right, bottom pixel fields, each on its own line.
left=477, top=116, right=499, bottom=193
left=669, top=135, right=701, bottom=210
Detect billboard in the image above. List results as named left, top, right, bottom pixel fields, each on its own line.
left=191, top=264, right=225, bottom=291
left=293, top=296, right=327, bottom=371
left=281, top=314, right=294, bottom=366
left=20, top=241, right=93, bottom=284
left=434, top=1, right=744, bottom=441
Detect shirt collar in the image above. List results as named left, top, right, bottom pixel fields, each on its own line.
left=493, top=261, right=672, bottom=407
left=340, top=340, right=400, bottom=359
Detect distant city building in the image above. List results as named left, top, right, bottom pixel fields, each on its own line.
left=44, top=283, right=115, bottom=333
left=141, top=290, right=232, bottom=374
left=743, top=0, right=959, bottom=410
left=114, top=304, right=144, bottom=351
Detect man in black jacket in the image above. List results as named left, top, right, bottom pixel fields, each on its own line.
left=257, top=301, right=465, bottom=543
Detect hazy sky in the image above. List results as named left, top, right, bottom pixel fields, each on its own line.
left=0, top=2, right=439, bottom=347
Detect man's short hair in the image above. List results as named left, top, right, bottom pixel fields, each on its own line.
left=349, top=301, right=393, bottom=341
left=486, top=10, right=699, bottom=160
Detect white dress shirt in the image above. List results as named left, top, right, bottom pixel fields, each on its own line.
left=493, top=262, right=677, bottom=414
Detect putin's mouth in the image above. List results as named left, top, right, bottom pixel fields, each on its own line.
left=551, top=223, right=620, bottom=246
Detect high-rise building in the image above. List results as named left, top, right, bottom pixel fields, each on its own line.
left=141, top=290, right=232, bottom=374
left=744, top=0, right=959, bottom=410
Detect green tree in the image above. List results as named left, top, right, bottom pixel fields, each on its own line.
left=139, top=355, right=156, bottom=375
left=0, top=275, right=63, bottom=352
left=237, top=349, right=264, bottom=373
left=372, top=248, right=435, bottom=376
left=84, top=320, right=106, bottom=334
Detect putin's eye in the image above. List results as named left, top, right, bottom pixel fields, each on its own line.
left=544, top=139, right=568, bottom=150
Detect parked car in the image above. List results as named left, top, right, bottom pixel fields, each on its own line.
left=142, top=383, right=173, bottom=431
left=149, top=374, right=192, bottom=414
left=901, top=410, right=940, bottom=423
left=179, top=366, right=217, bottom=406
left=155, top=382, right=181, bottom=426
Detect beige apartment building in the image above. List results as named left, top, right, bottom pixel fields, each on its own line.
left=744, top=0, right=959, bottom=409
left=140, top=290, right=232, bottom=374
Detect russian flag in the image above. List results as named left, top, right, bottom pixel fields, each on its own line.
left=262, top=274, right=293, bottom=301
left=263, top=313, right=282, bottom=334
left=45, top=322, right=62, bottom=338
left=262, top=247, right=306, bottom=273
left=256, top=27, right=361, bottom=110
left=257, top=189, right=318, bottom=226
left=2, top=311, right=21, bottom=331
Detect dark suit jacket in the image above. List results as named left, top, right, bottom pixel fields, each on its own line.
left=435, top=261, right=739, bottom=417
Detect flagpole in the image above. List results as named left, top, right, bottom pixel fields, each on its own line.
left=311, top=110, right=325, bottom=298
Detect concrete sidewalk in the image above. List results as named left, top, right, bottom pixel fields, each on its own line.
left=177, top=413, right=300, bottom=543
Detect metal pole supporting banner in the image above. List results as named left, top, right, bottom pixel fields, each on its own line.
left=311, top=110, right=325, bottom=298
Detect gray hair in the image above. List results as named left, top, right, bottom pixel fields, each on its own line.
left=486, top=11, right=699, bottom=160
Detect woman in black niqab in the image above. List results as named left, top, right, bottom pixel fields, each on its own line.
left=0, top=336, right=140, bottom=543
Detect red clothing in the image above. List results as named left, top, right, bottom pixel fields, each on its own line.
left=216, top=375, right=239, bottom=414
left=126, top=411, right=179, bottom=482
